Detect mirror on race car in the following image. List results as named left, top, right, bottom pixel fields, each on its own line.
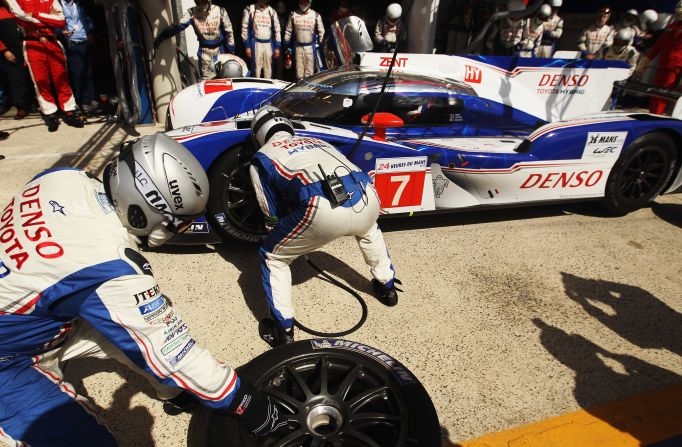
left=361, top=112, right=404, bottom=141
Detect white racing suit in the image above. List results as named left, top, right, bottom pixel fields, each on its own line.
left=519, top=17, right=544, bottom=57
left=159, top=5, right=235, bottom=80
left=284, top=8, right=325, bottom=80
left=249, top=136, right=396, bottom=331
left=602, top=44, right=639, bottom=75
left=241, top=4, right=281, bottom=79
left=578, top=23, right=614, bottom=58
left=537, top=13, right=563, bottom=58
left=374, top=16, right=403, bottom=53
left=0, top=169, right=242, bottom=446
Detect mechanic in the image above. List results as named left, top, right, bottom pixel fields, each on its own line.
left=536, top=0, right=563, bottom=58
left=637, top=1, right=682, bottom=114
left=616, top=9, right=641, bottom=38
left=249, top=107, right=401, bottom=347
left=0, top=4, right=33, bottom=119
left=283, top=0, right=324, bottom=80
left=601, top=28, right=639, bottom=75
left=154, top=0, right=236, bottom=81
left=486, top=0, right=527, bottom=57
left=635, top=9, right=659, bottom=53
left=58, top=0, right=97, bottom=113
left=519, top=4, right=547, bottom=57
left=5, top=0, right=84, bottom=132
left=215, top=52, right=249, bottom=78
left=241, top=0, right=281, bottom=79
left=0, top=134, right=287, bottom=445
left=374, top=3, right=404, bottom=53
left=578, top=6, right=615, bottom=60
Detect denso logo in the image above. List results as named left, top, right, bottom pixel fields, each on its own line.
left=538, top=74, right=589, bottom=87
left=379, top=56, right=408, bottom=68
left=520, top=170, right=603, bottom=189
left=464, top=65, right=482, bottom=84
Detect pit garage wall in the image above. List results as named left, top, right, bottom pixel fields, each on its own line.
left=405, top=0, right=439, bottom=54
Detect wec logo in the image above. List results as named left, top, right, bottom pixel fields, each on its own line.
left=464, top=65, right=482, bottom=84
left=379, top=56, right=408, bottom=68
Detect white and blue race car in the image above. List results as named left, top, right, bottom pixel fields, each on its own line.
left=165, top=54, right=682, bottom=244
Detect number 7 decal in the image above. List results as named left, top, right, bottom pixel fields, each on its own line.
left=389, top=175, right=411, bottom=206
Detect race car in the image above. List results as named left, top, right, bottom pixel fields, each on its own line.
left=166, top=60, right=682, bottom=244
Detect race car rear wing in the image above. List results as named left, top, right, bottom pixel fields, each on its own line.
left=613, top=80, right=682, bottom=119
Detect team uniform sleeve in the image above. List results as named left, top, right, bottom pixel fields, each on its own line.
left=627, top=48, right=639, bottom=74
left=374, top=19, right=384, bottom=45
left=250, top=162, right=283, bottom=230
left=577, top=27, right=588, bottom=53
left=283, top=12, right=293, bottom=47
left=272, top=8, right=281, bottom=48
left=551, top=18, right=563, bottom=39
left=159, top=10, right=193, bottom=41
left=220, top=7, right=235, bottom=53
left=5, top=0, right=43, bottom=25
left=80, top=274, right=240, bottom=410
left=241, top=6, right=251, bottom=45
left=36, top=0, right=65, bottom=29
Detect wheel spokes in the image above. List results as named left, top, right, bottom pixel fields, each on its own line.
left=347, top=386, right=389, bottom=413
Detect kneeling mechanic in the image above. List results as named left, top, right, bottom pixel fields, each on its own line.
left=0, top=134, right=286, bottom=446
left=249, top=106, right=401, bottom=347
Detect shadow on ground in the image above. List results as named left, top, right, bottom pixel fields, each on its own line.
left=652, top=202, right=682, bottom=229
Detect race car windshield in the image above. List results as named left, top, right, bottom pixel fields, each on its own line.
left=269, top=68, right=475, bottom=126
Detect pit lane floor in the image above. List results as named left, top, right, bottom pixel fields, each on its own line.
left=1, top=113, right=681, bottom=446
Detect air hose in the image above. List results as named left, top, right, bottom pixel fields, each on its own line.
left=292, top=255, right=368, bottom=337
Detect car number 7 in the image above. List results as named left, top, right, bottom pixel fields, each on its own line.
left=389, top=175, right=411, bottom=207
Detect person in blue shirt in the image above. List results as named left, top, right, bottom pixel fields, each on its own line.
left=58, top=0, right=97, bottom=113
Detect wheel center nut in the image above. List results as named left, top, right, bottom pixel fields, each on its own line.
left=306, top=404, right=343, bottom=436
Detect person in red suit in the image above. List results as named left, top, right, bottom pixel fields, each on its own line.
left=6, top=0, right=83, bottom=131
left=638, top=2, right=682, bottom=114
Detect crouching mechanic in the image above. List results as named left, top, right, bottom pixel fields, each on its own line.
left=249, top=107, right=401, bottom=348
left=0, top=134, right=286, bottom=446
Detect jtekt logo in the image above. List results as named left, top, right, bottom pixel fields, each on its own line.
left=464, top=65, right=482, bottom=84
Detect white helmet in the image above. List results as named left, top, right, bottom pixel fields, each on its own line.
left=641, top=9, right=659, bottom=25
left=507, top=0, right=526, bottom=13
left=550, top=0, right=562, bottom=7
left=218, top=60, right=244, bottom=78
left=615, top=28, right=634, bottom=45
left=626, top=9, right=638, bottom=17
left=538, top=4, right=552, bottom=19
left=251, top=106, right=295, bottom=148
left=387, top=3, right=402, bottom=21
left=105, top=133, right=209, bottom=247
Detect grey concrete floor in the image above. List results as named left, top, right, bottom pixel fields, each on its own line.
left=1, top=112, right=681, bottom=446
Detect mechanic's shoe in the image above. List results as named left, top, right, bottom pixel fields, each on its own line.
left=46, top=114, right=59, bottom=132
left=162, top=391, right=199, bottom=415
left=372, top=278, right=402, bottom=307
left=14, top=109, right=28, bottom=120
left=259, top=318, right=294, bottom=349
left=0, top=131, right=8, bottom=141
left=63, top=112, right=85, bottom=128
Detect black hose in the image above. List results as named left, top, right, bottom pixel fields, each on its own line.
left=293, top=256, right=368, bottom=337
left=348, top=0, right=415, bottom=161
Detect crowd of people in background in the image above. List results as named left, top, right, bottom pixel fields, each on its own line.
left=1, top=0, right=681, bottom=137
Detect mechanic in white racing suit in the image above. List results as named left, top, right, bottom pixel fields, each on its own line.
left=374, top=3, right=404, bottom=53
left=283, top=0, right=325, bottom=80
left=242, top=0, right=281, bottom=79
left=536, top=0, right=563, bottom=58
left=248, top=107, right=400, bottom=347
left=154, top=0, right=236, bottom=80
left=0, top=134, right=286, bottom=446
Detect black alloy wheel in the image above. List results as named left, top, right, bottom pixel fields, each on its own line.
left=204, top=340, right=441, bottom=447
left=603, top=133, right=677, bottom=215
left=207, top=148, right=266, bottom=242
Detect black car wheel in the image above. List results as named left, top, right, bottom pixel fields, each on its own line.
left=207, top=148, right=267, bottom=243
left=205, top=340, right=441, bottom=447
left=603, top=133, right=677, bottom=215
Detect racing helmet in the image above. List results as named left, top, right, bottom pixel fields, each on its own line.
left=614, top=28, right=634, bottom=47
left=104, top=133, right=209, bottom=247
left=251, top=106, right=295, bottom=148
left=538, top=4, right=552, bottom=19
left=387, top=3, right=402, bottom=21
left=549, top=0, right=562, bottom=8
left=218, top=59, right=244, bottom=78
left=640, top=9, right=659, bottom=28
left=507, top=0, right=526, bottom=12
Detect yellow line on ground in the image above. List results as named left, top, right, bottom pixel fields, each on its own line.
left=457, top=383, right=682, bottom=447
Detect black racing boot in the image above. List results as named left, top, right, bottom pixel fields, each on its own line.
left=259, top=318, right=294, bottom=349
left=46, top=113, right=59, bottom=132
left=63, top=112, right=85, bottom=128
left=372, top=278, right=402, bottom=307
left=163, top=390, right=199, bottom=415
